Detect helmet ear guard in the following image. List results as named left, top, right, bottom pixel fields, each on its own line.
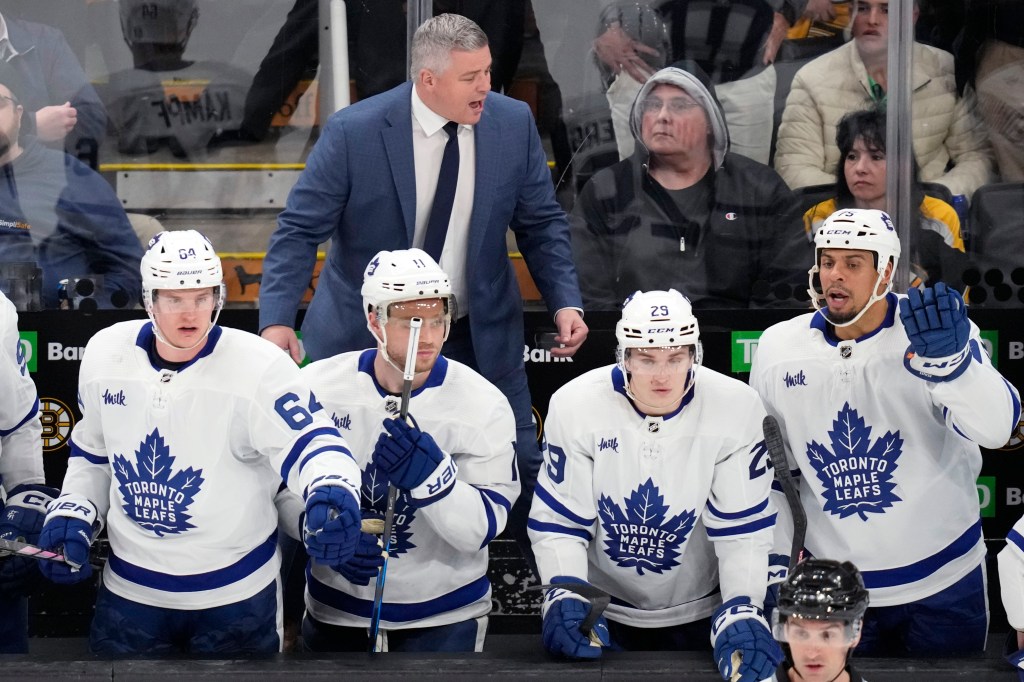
left=808, top=208, right=902, bottom=328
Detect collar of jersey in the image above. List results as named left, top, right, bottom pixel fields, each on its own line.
left=809, top=292, right=898, bottom=346
left=357, top=348, right=449, bottom=398
left=611, top=365, right=694, bottom=420
left=136, top=322, right=222, bottom=372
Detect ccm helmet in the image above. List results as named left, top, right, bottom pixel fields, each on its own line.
left=615, top=289, right=703, bottom=389
left=772, top=559, right=869, bottom=645
left=808, top=208, right=902, bottom=327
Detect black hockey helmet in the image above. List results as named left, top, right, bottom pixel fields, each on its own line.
left=777, top=559, right=869, bottom=623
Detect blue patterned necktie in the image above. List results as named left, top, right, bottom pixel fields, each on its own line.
left=423, top=121, right=460, bottom=261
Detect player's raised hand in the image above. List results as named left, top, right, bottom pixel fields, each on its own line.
left=372, top=417, right=444, bottom=491
left=304, top=485, right=360, bottom=566
left=899, top=282, right=970, bottom=358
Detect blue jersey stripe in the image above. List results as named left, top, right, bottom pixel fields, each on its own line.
left=107, top=532, right=276, bottom=592
left=0, top=397, right=39, bottom=437
left=527, top=518, right=593, bottom=542
left=478, top=489, right=498, bottom=549
left=1009, top=528, right=1024, bottom=553
left=1005, top=378, right=1022, bottom=434
left=707, top=496, right=769, bottom=521
left=297, top=445, right=354, bottom=477
left=307, top=569, right=489, bottom=622
left=860, top=520, right=983, bottom=589
left=280, top=427, right=339, bottom=481
left=534, top=483, right=595, bottom=528
left=475, top=486, right=512, bottom=512
left=69, top=441, right=109, bottom=465
left=705, top=513, right=776, bottom=537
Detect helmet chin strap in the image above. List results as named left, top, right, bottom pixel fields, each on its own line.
left=808, top=265, right=892, bottom=330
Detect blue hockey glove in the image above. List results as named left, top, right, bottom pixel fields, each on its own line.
left=331, top=531, right=385, bottom=586
left=38, top=516, right=94, bottom=585
left=304, top=485, right=360, bottom=566
left=372, top=417, right=445, bottom=491
left=0, top=485, right=58, bottom=594
left=541, top=578, right=610, bottom=660
left=712, top=597, right=783, bottom=682
left=1003, top=632, right=1024, bottom=681
left=899, top=282, right=970, bottom=358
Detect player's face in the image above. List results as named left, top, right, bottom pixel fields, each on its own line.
left=784, top=618, right=857, bottom=682
left=844, top=138, right=887, bottom=210
left=639, top=84, right=710, bottom=159
left=817, top=248, right=891, bottom=325
left=624, top=346, right=694, bottom=416
left=0, top=84, right=23, bottom=163
left=151, top=287, right=217, bottom=351
left=417, top=46, right=492, bottom=125
left=381, top=298, right=448, bottom=374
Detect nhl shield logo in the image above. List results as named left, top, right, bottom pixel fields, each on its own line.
left=384, top=397, right=400, bottom=415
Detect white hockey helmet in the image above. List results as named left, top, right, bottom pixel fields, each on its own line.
left=808, top=208, right=902, bottom=327
left=141, top=230, right=225, bottom=349
left=361, top=248, right=456, bottom=324
left=616, top=289, right=702, bottom=366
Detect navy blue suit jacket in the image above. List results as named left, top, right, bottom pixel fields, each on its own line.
left=260, top=82, right=581, bottom=381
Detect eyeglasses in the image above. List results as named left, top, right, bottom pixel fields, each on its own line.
left=639, top=96, right=700, bottom=116
left=0, top=94, right=20, bottom=111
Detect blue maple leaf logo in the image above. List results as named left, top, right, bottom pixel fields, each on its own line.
left=112, top=428, right=205, bottom=536
left=598, top=478, right=695, bottom=575
left=361, top=462, right=415, bottom=557
left=806, top=403, right=903, bottom=521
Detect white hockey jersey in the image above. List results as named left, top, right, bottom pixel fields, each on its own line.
left=750, top=294, right=1021, bottom=607
left=300, top=350, right=519, bottom=630
left=62, top=321, right=361, bottom=609
left=999, top=515, right=1024, bottom=631
left=0, top=290, right=43, bottom=493
left=529, top=364, right=776, bottom=628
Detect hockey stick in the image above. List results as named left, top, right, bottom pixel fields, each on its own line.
left=763, top=415, right=806, bottom=572
left=369, top=317, right=422, bottom=653
left=0, top=538, right=66, bottom=564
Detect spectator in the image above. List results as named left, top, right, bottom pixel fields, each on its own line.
left=751, top=208, right=1020, bottom=656
left=769, top=559, right=870, bottom=682
left=0, top=76, right=142, bottom=309
left=571, top=65, right=807, bottom=310
left=0, top=11, right=106, bottom=157
left=0, top=289, right=57, bottom=653
left=774, top=0, right=994, bottom=199
left=803, top=107, right=970, bottom=291
left=298, top=249, right=519, bottom=652
left=529, top=289, right=782, bottom=682
left=102, top=0, right=251, bottom=159
left=37, top=230, right=364, bottom=655
left=258, top=14, right=587, bottom=572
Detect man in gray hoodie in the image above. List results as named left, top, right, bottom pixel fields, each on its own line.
left=570, top=64, right=807, bottom=311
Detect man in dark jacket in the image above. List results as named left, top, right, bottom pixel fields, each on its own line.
left=0, top=78, right=141, bottom=309
left=571, top=64, right=807, bottom=310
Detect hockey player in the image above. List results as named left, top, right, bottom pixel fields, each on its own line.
left=770, top=559, right=870, bottom=682
left=529, top=289, right=782, bottom=681
left=999, top=515, right=1024, bottom=679
left=36, top=230, right=363, bottom=655
left=297, top=248, right=519, bottom=652
left=0, top=289, right=57, bottom=653
left=751, top=208, right=1021, bottom=655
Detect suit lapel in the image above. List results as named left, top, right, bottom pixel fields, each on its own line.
left=468, top=106, right=501, bottom=262
left=382, top=84, right=417, bottom=245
